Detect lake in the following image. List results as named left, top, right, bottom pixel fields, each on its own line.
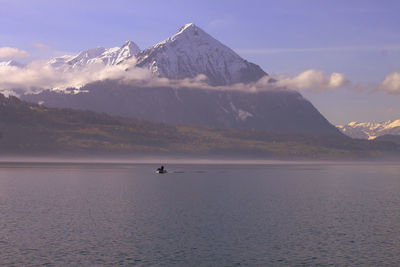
left=0, top=161, right=399, bottom=266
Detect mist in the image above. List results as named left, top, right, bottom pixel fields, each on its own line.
left=1, top=154, right=398, bottom=166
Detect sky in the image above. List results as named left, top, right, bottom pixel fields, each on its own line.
left=1, top=0, right=400, bottom=125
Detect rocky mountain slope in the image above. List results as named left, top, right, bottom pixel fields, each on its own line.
left=23, top=80, right=342, bottom=135
left=337, top=120, right=400, bottom=139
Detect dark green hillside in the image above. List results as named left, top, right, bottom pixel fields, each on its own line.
left=0, top=94, right=181, bottom=154
left=0, top=94, right=399, bottom=159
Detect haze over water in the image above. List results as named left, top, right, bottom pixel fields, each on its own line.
left=0, top=162, right=399, bottom=266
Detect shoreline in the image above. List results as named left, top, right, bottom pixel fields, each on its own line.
left=0, top=156, right=398, bottom=166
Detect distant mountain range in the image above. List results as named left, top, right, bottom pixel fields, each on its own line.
left=17, top=23, right=342, bottom=136
left=48, top=40, right=140, bottom=70
left=337, top=120, right=400, bottom=139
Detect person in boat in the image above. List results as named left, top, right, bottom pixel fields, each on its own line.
left=157, top=165, right=165, bottom=172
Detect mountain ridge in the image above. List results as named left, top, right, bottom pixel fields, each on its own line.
left=22, top=80, right=343, bottom=136
left=47, top=40, right=141, bottom=70
left=337, top=119, right=400, bottom=139
left=2, top=93, right=399, bottom=159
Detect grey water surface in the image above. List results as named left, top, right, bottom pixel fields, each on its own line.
left=0, top=162, right=399, bottom=266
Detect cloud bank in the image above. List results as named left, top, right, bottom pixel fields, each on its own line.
left=0, top=57, right=352, bottom=96
left=0, top=47, right=30, bottom=59
left=0, top=57, right=153, bottom=93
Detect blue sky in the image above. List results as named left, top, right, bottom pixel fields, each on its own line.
left=1, top=0, right=400, bottom=124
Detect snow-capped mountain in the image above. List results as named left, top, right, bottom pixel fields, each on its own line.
left=337, top=119, right=400, bottom=139
left=20, top=23, right=342, bottom=136
left=5, top=23, right=266, bottom=87
left=48, top=40, right=140, bottom=70
left=135, top=23, right=267, bottom=85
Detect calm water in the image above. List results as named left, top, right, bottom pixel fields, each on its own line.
left=0, top=162, right=399, bottom=266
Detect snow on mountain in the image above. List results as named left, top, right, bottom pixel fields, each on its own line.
left=45, top=23, right=266, bottom=86
left=0, top=60, right=25, bottom=68
left=1, top=40, right=140, bottom=71
left=337, top=119, right=400, bottom=139
left=46, top=55, right=75, bottom=68
left=48, top=41, right=140, bottom=70
left=5, top=23, right=267, bottom=89
left=135, top=23, right=267, bottom=85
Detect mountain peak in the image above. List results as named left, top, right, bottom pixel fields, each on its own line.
left=170, top=23, right=211, bottom=43
left=118, top=40, right=141, bottom=62
left=178, top=23, right=196, bottom=33
left=136, top=23, right=267, bottom=85
left=122, top=40, right=140, bottom=51
left=123, top=40, right=134, bottom=45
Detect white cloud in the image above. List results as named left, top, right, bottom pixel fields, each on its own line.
left=274, top=69, right=348, bottom=92
left=379, top=72, right=400, bottom=94
left=0, top=47, right=30, bottom=59
left=2, top=56, right=216, bottom=96
left=0, top=57, right=154, bottom=93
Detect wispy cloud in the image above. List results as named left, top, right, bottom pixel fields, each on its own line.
left=31, top=42, right=52, bottom=50
left=271, top=70, right=348, bottom=93
left=0, top=47, right=30, bottom=59
left=236, top=45, right=400, bottom=55
left=378, top=72, right=400, bottom=94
